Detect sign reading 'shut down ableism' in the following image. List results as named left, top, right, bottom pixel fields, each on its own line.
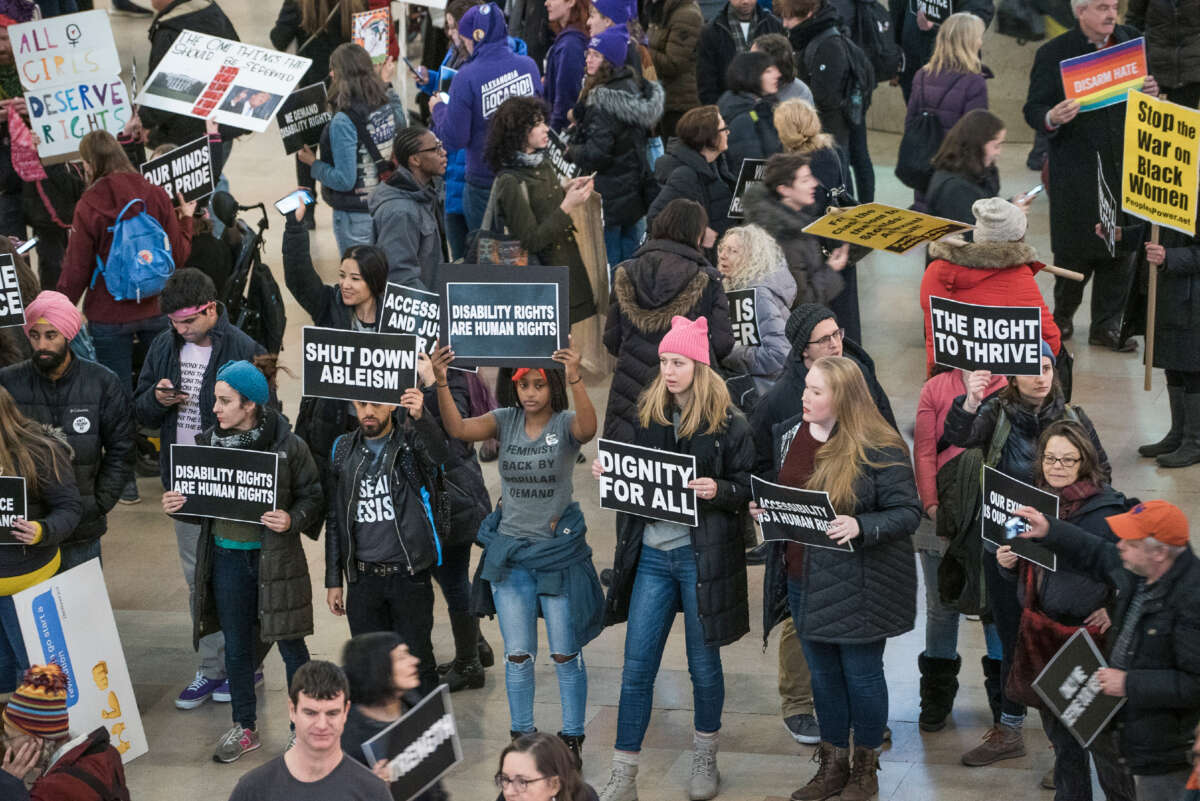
left=597, top=440, right=698, bottom=527
left=302, top=326, right=419, bottom=404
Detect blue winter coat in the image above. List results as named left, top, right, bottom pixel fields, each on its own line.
left=544, top=28, right=588, bottom=131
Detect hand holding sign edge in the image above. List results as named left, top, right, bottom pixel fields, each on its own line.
left=1014, top=506, right=1050, bottom=539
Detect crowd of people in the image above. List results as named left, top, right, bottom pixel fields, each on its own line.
left=0, top=0, right=1196, bottom=799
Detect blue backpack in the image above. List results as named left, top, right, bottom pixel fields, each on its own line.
left=90, top=198, right=175, bottom=302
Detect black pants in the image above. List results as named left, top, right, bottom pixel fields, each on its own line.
left=433, top=542, right=472, bottom=615
left=1042, top=711, right=1135, bottom=801
left=828, top=263, right=861, bottom=345
left=1166, top=370, right=1200, bottom=393
left=982, top=555, right=1025, bottom=718
left=847, top=122, right=875, bottom=204
left=1053, top=253, right=1138, bottom=337
left=347, top=569, right=438, bottom=697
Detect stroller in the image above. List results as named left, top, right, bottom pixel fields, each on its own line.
left=211, top=191, right=287, bottom=356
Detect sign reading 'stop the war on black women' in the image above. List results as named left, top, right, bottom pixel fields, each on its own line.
left=981, top=466, right=1059, bottom=571
left=0, top=255, right=25, bottom=329
left=170, top=445, right=278, bottom=524
left=1034, top=629, right=1125, bottom=748
left=302, top=327, right=419, bottom=405
left=140, top=136, right=215, bottom=204
left=596, top=439, right=698, bottom=527
left=929, top=296, right=1043, bottom=376
left=751, top=476, right=848, bottom=552
left=379, top=283, right=440, bottom=353
left=361, top=685, right=462, bottom=801
left=0, top=476, right=27, bottom=545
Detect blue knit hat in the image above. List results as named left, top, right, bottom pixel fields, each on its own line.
left=1040, top=340, right=1056, bottom=366
left=592, top=0, right=631, bottom=25
left=588, top=27, right=628, bottom=68
left=216, top=360, right=269, bottom=406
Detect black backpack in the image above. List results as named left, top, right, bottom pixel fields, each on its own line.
left=894, top=75, right=964, bottom=191
left=806, top=28, right=876, bottom=127
left=996, top=0, right=1045, bottom=42
left=850, top=0, right=903, bottom=83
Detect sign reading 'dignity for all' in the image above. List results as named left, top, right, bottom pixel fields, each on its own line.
left=751, top=475, right=847, bottom=552
left=910, top=0, right=950, bottom=24
left=276, top=82, right=332, bottom=154
left=1121, top=91, right=1200, bottom=236
left=362, top=685, right=463, bottom=801
left=302, top=326, right=419, bottom=404
left=1034, top=629, right=1126, bottom=748
left=1060, top=37, right=1146, bottom=112
left=170, top=445, right=278, bottom=524
left=0, top=476, right=27, bottom=545
left=728, top=288, right=761, bottom=348
left=981, top=466, right=1059, bottom=571
left=597, top=439, right=698, bottom=527
left=379, top=282, right=440, bottom=353
left=728, top=158, right=766, bottom=220
left=0, top=254, right=26, bottom=329
left=929, top=296, right=1043, bottom=376
left=803, top=203, right=972, bottom=254
left=140, top=135, right=214, bottom=205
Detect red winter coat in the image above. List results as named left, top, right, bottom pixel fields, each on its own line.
left=919, top=236, right=1061, bottom=376
left=0, top=727, right=129, bottom=801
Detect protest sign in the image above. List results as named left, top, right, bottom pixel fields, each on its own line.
left=15, top=559, right=148, bottom=762
left=751, top=476, right=848, bottom=552
left=0, top=476, right=27, bottom=545
left=439, top=67, right=456, bottom=94
left=140, top=136, right=214, bottom=204
left=0, top=254, right=25, bottom=329
left=546, top=128, right=579, bottom=181
left=1097, top=153, right=1117, bottom=257
left=928, top=296, right=1043, bottom=376
left=597, top=439, right=698, bottom=526
left=1060, top=37, right=1146, bottom=112
left=802, top=203, right=972, bottom=254
left=170, top=445, right=278, bottom=523
left=353, top=8, right=391, bottom=64
left=1121, top=91, right=1200, bottom=236
left=910, top=0, right=951, bottom=23
left=728, top=158, right=766, bottom=219
left=981, top=466, right=1058, bottom=571
left=362, top=685, right=462, bottom=801
left=437, top=265, right=569, bottom=369
left=380, top=283, right=440, bottom=353
left=276, top=82, right=332, bottom=154
left=1033, top=629, right=1125, bottom=748
left=136, top=31, right=311, bottom=133
left=728, top=288, right=760, bottom=348
left=302, top=326, right=419, bottom=404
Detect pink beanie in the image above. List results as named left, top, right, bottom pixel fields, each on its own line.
left=24, top=291, right=82, bottom=341
left=658, top=315, right=710, bottom=365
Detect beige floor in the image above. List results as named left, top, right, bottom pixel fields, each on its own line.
left=88, top=3, right=1194, bottom=799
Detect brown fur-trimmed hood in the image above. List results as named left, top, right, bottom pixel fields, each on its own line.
left=927, top=236, right=1039, bottom=269
left=613, top=240, right=716, bottom=334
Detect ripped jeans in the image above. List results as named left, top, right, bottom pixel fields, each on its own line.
left=490, top=565, right=587, bottom=736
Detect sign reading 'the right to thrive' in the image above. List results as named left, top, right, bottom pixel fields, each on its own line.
left=1034, top=629, right=1126, bottom=748
left=597, top=439, right=698, bottom=527
left=929, top=296, right=1043, bottom=376
left=1122, top=91, right=1200, bottom=236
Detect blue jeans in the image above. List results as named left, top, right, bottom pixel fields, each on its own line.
left=919, top=548, right=1002, bottom=661
left=615, top=544, right=724, bottom=751
left=331, top=209, right=373, bottom=257
left=90, top=315, right=168, bottom=392
left=212, top=546, right=309, bottom=729
left=790, top=579, right=888, bottom=749
left=58, top=539, right=102, bottom=573
left=0, top=594, right=29, bottom=693
left=604, top=220, right=645, bottom=280
left=490, top=565, right=586, bottom=736
left=463, top=181, right=491, bottom=234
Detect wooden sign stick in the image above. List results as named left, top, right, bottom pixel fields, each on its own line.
left=1145, top=224, right=1159, bottom=392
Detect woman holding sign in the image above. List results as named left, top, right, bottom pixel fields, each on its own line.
left=593, top=316, right=754, bottom=801
left=754, top=356, right=919, bottom=801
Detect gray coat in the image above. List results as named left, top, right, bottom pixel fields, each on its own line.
left=369, top=167, right=444, bottom=289
left=720, top=265, right=797, bottom=392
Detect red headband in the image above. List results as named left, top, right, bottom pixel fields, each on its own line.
left=511, top=368, right=547, bottom=383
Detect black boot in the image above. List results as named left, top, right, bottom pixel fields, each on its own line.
left=981, top=656, right=1003, bottom=726
left=918, top=653, right=962, bottom=732
left=511, top=728, right=537, bottom=740
left=1158, top=394, right=1200, bottom=468
left=1140, top=385, right=1185, bottom=456
left=442, top=658, right=485, bottom=692
left=558, top=731, right=584, bottom=769
left=439, top=612, right=483, bottom=674
left=478, top=631, right=495, bottom=668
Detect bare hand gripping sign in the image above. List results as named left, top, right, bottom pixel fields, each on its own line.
left=1034, top=630, right=1126, bottom=748
left=597, top=440, right=698, bottom=526
left=302, top=327, right=419, bottom=404
left=170, top=445, right=278, bottom=523
left=929, top=297, right=1043, bottom=376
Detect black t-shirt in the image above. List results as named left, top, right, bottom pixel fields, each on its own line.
left=353, top=436, right=432, bottom=565
left=227, top=754, right=390, bottom=801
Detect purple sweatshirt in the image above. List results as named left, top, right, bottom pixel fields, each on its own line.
left=544, top=28, right=588, bottom=131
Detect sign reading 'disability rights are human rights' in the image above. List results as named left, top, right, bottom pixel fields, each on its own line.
left=929, top=296, right=1043, bottom=376
left=170, top=445, right=278, bottom=524
left=302, top=327, right=418, bottom=404
left=597, top=439, right=698, bottom=527
left=1121, top=91, right=1200, bottom=235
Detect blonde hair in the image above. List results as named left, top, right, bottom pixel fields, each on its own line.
left=720, top=225, right=787, bottom=291
left=774, top=99, right=835, bottom=154
left=637, top=362, right=733, bottom=439
left=806, top=357, right=909, bottom=511
left=926, top=13, right=985, bottom=76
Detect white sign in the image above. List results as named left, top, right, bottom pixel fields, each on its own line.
left=15, top=559, right=148, bottom=763
left=136, top=31, right=312, bottom=133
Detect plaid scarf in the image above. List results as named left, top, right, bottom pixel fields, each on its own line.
left=726, top=6, right=752, bottom=54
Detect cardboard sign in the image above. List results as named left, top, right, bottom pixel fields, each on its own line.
left=1033, top=629, right=1126, bottom=748
left=980, top=466, right=1058, bottom=571
left=929, top=296, right=1043, bottom=376
left=353, top=8, right=392, bottom=64
left=136, top=31, right=311, bottom=133
left=728, top=158, right=766, bottom=220
left=751, top=475, right=848, bottom=552
left=802, top=203, right=972, bottom=254
left=0, top=254, right=25, bottom=329
left=140, top=136, right=214, bottom=205
left=728, top=288, right=760, bottom=348
left=380, top=283, right=441, bottom=353
left=437, top=265, right=568, bottom=369
left=302, top=326, right=419, bottom=404
left=15, top=560, right=148, bottom=762
left=546, top=128, right=579, bottom=181
left=597, top=439, right=698, bottom=527
left=0, top=476, right=27, bottom=545
left=170, top=445, right=279, bottom=523
left=276, top=82, right=332, bottom=154
left=1060, top=37, right=1146, bottom=112
left=910, top=0, right=951, bottom=24
left=1097, top=153, right=1117, bottom=257
left=362, top=685, right=463, bottom=801
left=1121, top=91, right=1200, bottom=236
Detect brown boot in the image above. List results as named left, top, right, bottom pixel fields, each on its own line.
left=961, top=724, right=1026, bottom=766
left=790, top=742, right=850, bottom=801
left=840, top=746, right=880, bottom=801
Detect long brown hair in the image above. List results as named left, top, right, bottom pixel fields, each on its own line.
left=0, top=386, right=71, bottom=494
left=577, top=59, right=614, bottom=105
left=637, top=361, right=732, bottom=439
left=327, top=42, right=390, bottom=112
left=79, top=131, right=136, bottom=184
left=298, top=0, right=367, bottom=40
left=551, top=0, right=592, bottom=33
left=930, top=108, right=1004, bottom=182
left=498, top=733, right=589, bottom=801
left=1034, top=420, right=1106, bottom=488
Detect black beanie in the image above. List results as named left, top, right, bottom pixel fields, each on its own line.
left=785, top=303, right=836, bottom=349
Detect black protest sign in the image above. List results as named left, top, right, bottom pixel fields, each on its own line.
left=597, top=439, right=698, bottom=526
left=361, top=685, right=462, bottom=801
left=380, top=283, right=440, bottom=353
left=0, top=254, right=24, bottom=328
left=140, top=136, right=215, bottom=205
left=546, top=128, right=578, bottom=181
left=752, top=475, right=848, bottom=552
left=981, top=466, right=1058, bottom=571
left=911, top=0, right=951, bottom=23
left=1034, top=629, right=1125, bottom=748
left=437, top=264, right=568, bottom=369
left=728, top=288, right=760, bottom=348
left=929, top=296, right=1043, bottom=376
left=276, top=83, right=332, bottom=154
left=1097, top=153, right=1117, bottom=258
left=728, top=158, right=766, bottom=220
left=170, top=445, right=278, bottom=523
left=302, top=327, right=418, bottom=404
left=0, top=476, right=27, bottom=545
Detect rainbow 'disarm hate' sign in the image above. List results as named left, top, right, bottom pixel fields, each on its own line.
left=1059, top=37, right=1147, bottom=112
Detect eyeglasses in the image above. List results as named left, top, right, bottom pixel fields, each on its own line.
left=494, top=774, right=552, bottom=793
left=807, top=327, right=845, bottom=348
left=1042, top=455, right=1081, bottom=468
left=418, top=141, right=446, bottom=153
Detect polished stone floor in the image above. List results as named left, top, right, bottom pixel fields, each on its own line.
left=82, top=3, right=1194, bottom=799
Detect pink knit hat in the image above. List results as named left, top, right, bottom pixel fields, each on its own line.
left=658, top=316, right=710, bottom=365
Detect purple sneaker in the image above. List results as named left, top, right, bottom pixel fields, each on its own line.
left=212, top=671, right=264, bottom=703
left=175, top=671, right=223, bottom=709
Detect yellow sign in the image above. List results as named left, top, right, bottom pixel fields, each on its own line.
left=1121, top=91, right=1200, bottom=235
left=801, top=203, right=973, bottom=254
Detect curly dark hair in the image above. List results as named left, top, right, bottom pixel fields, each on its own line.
left=484, top=96, right=548, bottom=172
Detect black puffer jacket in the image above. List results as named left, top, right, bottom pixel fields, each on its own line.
left=646, top=143, right=736, bottom=237
left=420, top=372, right=490, bottom=549
left=742, top=181, right=844, bottom=308
left=602, top=239, right=734, bottom=441
left=697, top=4, right=784, bottom=104
left=925, top=166, right=1001, bottom=229
left=566, top=69, right=665, bottom=228
left=762, top=413, right=921, bottom=644
left=1127, top=0, right=1200, bottom=90
left=717, top=90, right=782, bottom=179
left=605, top=408, right=755, bottom=647
left=0, top=357, right=134, bottom=545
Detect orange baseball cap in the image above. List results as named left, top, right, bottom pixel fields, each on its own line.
left=1106, top=500, right=1189, bottom=547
